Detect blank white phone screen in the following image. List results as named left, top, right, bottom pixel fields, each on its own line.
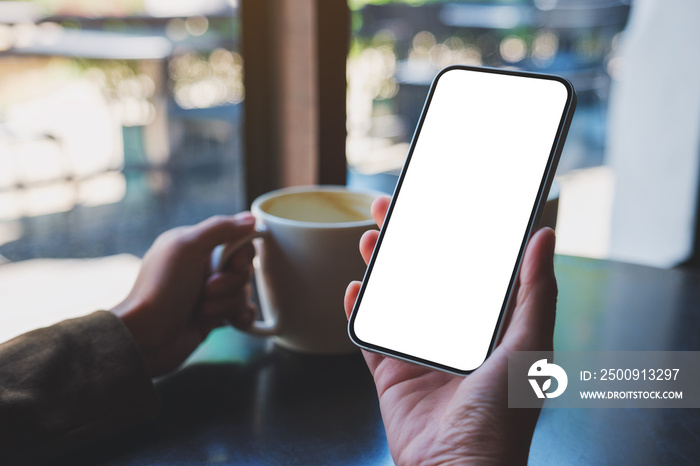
left=352, top=68, right=569, bottom=372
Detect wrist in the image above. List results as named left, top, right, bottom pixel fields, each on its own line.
left=110, top=299, right=156, bottom=375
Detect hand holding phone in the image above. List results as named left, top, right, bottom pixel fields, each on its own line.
left=348, top=66, right=576, bottom=374
left=344, top=197, right=558, bottom=465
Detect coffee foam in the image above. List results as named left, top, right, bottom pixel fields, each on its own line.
left=260, top=191, right=374, bottom=223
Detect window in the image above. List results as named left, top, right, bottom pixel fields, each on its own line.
left=0, top=0, right=245, bottom=340
left=0, top=1, right=245, bottom=260
left=347, top=0, right=630, bottom=258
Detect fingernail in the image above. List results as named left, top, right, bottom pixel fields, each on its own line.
left=236, top=212, right=255, bottom=225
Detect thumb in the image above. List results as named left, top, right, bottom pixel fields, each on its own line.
left=500, top=227, right=557, bottom=352
left=187, top=213, right=257, bottom=252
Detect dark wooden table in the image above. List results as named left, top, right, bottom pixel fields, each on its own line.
left=59, top=256, right=700, bottom=465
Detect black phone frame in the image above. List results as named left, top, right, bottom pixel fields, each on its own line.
left=348, top=65, right=577, bottom=376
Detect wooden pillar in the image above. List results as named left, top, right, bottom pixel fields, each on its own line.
left=316, top=0, right=351, bottom=186
left=240, top=0, right=278, bottom=204
left=241, top=0, right=349, bottom=205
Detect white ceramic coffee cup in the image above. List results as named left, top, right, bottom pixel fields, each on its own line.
left=212, top=185, right=380, bottom=354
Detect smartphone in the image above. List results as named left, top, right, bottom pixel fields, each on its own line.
left=348, top=66, right=576, bottom=375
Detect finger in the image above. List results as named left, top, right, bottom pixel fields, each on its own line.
left=201, top=295, right=241, bottom=319
left=228, top=243, right=255, bottom=271
left=361, top=350, right=387, bottom=379
left=205, top=269, right=252, bottom=298
left=343, top=281, right=386, bottom=376
left=359, top=230, right=379, bottom=265
left=344, top=281, right=362, bottom=319
left=188, top=212, right=256, bottom=252
left=520, top=227, right=556, bottom=288
left=501, top=227, right=557, bottom=352
left=201, top=290, right=257, bottom=329
left=229, top=302, right=257, bottom=330
left=494, top=279, right=520, bottom=348
left=371, top=196, right=391, bottom=228
left=229, top=284, right=257, bottom=330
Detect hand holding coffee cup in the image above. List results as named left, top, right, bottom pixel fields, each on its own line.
left=212, top=186, right=379, bottom=354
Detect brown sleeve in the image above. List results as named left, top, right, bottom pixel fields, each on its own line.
left=0, top=311, right=160, bottom=463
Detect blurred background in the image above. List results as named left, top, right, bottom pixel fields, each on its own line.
left=1, top=0, right=699, bottom=340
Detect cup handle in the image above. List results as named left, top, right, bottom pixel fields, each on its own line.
left=211, top=228, right=280, bottom=337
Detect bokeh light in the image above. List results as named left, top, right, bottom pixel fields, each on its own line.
left=185, top=15, right=209, bottom=37
left=532, top=30, right=558, bottom=67
left=13, top=23, right=38, bottom=49
left=169, top=48, right=244, bottom=109
left=0, top=25, right=13, bottom=51
left=165, top=18, right=188, bottom=41
left=499, top=35, right=527, bottom=63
